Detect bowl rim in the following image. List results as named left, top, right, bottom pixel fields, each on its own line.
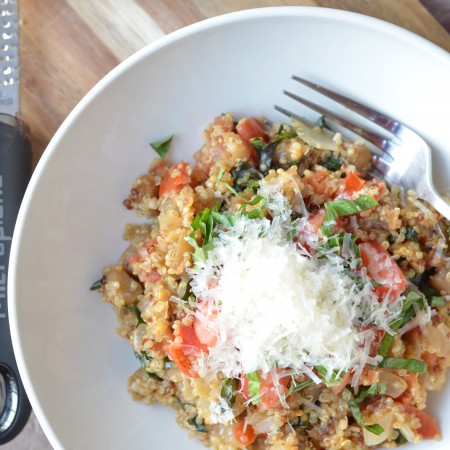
left=8, top=6, right=450, bottom=449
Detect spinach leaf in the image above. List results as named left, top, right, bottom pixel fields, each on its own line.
left=321, top=155, right=344, bottom=171
left=319, top=196, right=378, bottom=237
left=150, top=135, right=173, bottom=159
left=187, top=414, right=208, bottom=433
left=231, top=161, right=262, bottom=192
left=315, top=115, right=328, bottom=130
left=405, top=226, right=419, bottom=242
left=257, top=140, right=280, bottom=175
left=221, top=378, right=238, bottom=408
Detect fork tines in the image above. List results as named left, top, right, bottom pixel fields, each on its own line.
left=275, top=76, right=411, bottom=173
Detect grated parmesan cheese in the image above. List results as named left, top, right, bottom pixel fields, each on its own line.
left=188, top=181, right=398, bottom=382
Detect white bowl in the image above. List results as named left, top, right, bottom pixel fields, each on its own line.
left=9, top=7, right=450, bottom=450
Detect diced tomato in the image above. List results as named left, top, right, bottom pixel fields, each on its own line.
left=241, top=369, right=290, bottom=410
left=164, top=342, right=201, bottom=378
left=159, top=161, right=191, bottom=197
left=304, top=170, right=329, bottom=196
left=330, top=372, right=352, bottom=394
left=236, top=117, right=269, bottom=143
left=399, top=404, right=440, bottom=439
left=164, top=324, right=207, bottom=378
left=298, top=208, right=345, bottom=250
left=336, top=172, right=385, bottom=202
left=178, top=324, right=207, bottom=351
left=194, top=300, right=218, bottom=348
left=233, top=420, right=257, bottom=447
left=236, top=117, right=268, bottom=165
left=343, top=171, right=365, bottom=192
left=359, top=240, right=406, bottom=300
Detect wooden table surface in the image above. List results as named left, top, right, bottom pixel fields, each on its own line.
left=20, top=0, right=450, bottom=168
left=7, top=0, right=450, bottom=448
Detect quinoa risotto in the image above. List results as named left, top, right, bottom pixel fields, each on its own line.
left=93, top=113, right=450, bottom=449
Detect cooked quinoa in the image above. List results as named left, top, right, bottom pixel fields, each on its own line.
left=95, top=113, right=450, bottom=449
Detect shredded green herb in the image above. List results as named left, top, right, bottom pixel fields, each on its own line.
left=317, top=231, right=360, bottom=259
left=378, top=357, right=427, bottom=373
left=150, top=135, right=173, bottom=159
left=315, top=365, right=347, bottom=387
left=287, top=379, right=314, bottom=395
left=90, top=278, right=103, bottom=291
left=395, top=432, right=407, bottom=445
left=245, top=371, right=262, bottom=405
left=217, top=162, right=238, bottom=195
left=378, top=291, right=425, bottom=357
left=127, top=305, right=145, bottom=325
left=430, top=296, right=446, bottom=307
left=355, top=383, right=387, bottom=404
left=347, top=392, right=384, bottom=436
left=319, top=196, right=379, bottom=237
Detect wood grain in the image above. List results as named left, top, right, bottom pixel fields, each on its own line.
left=19, top=0, right=450, bottom=167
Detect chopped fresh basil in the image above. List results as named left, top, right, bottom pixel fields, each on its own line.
left=187, top=414, right=208, bottom=433
left=127, top=305, right=145, bottom=325
left=378, top=357, right=427, bottom=373
left=321, top=155, right=344, bottom=171
left=288, top=379, right=314, bottom=395
left=150, top=135, right=173, bottom=159
left=221, top=378, right=238, bottom=408
left=405, top=226, right=419, bottom=242
left=395, top=432, right=407, bottom=445
left=378, top=291, right=426, bottom=357
left=316, top=365, right=347, bottom=387
left=275, top=123, right=297, bottom=140
left=430, top=296, right=446, bottom=307
left=347, top=392, right=384, bottom=436
left=217, top=162, right=238, bottom=195
left=135, top=351, right=163, bottom=381
left=241, top=195, right=266, bottom=219
left=319, top=195, right=379, bottom=237
left=315, top=115, right=327, bottom=130
left=317, top=231, right=360, bottom=259
left=187, top=208, right=215, bottom=265
left=90, top=277, right=103, bottom=291
left=355, top=383, right=387, bottom=404
left=249, top=136, right=265, bottom=152
left=182, top=281, right=196, bottom=303
left=245, top=371, right=261, bottom=405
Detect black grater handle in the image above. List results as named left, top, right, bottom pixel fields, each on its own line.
left=0, top=113, right=32, bottom=445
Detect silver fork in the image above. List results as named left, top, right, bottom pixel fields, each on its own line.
left=275, top=75, right=450, bottom=221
